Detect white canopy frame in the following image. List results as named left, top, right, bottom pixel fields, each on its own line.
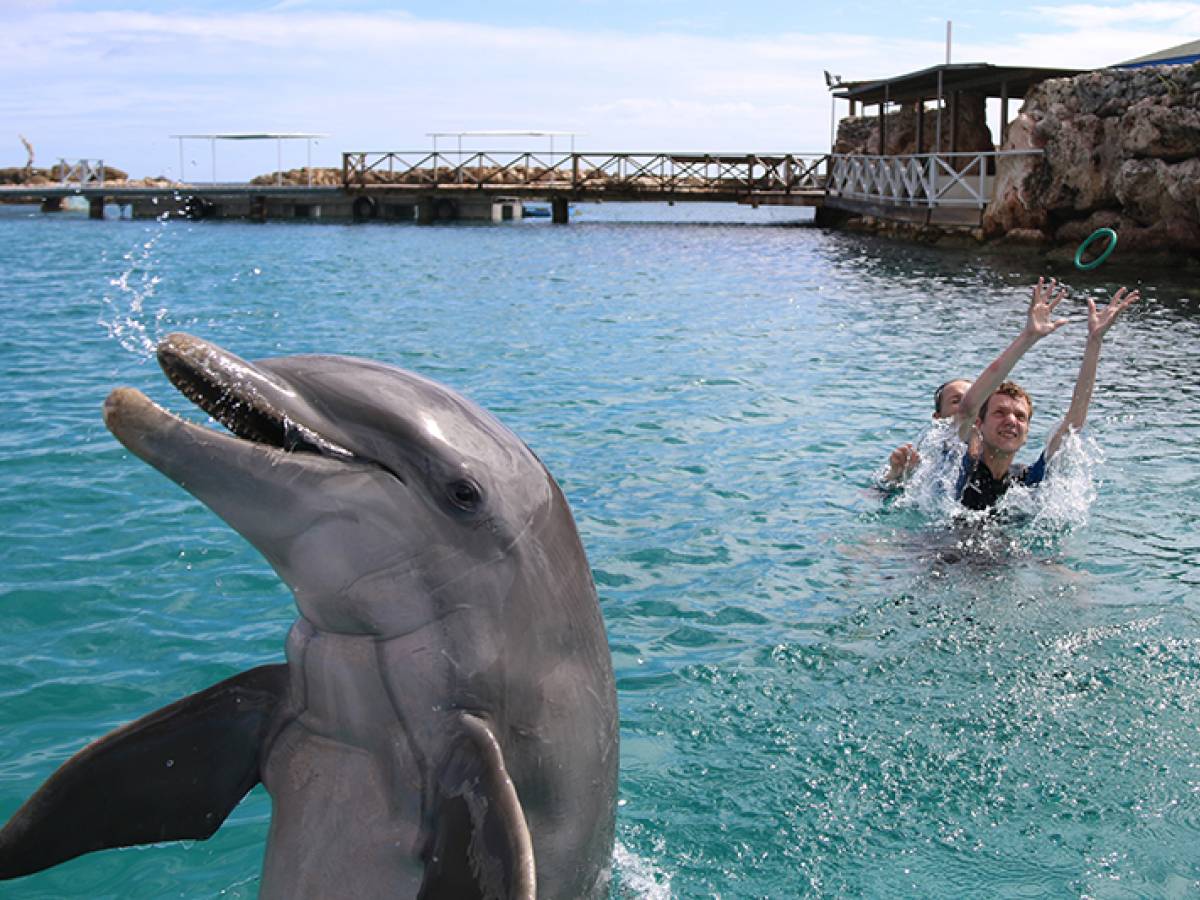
left=169, top=133, right=329, bottom=185
left=427, top=130, right=583, bottom=157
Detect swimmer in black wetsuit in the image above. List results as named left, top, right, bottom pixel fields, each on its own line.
left=956, top=382, right=1046, bottom=510
left=951, top=278, right=1140, bottom=511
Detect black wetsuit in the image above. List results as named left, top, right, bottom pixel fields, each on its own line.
left=955, top=452, right=1047, bottom=511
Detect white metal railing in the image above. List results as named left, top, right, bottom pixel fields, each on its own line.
left=58, top=158, right=106, bottom=187
left=827, top=151, right=1042, bottom=209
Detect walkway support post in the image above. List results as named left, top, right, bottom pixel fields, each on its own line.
left=551, top=197, right=569, bottom=224
left=417, top=197, right=435, bottom=225
left=88, top=197, right=105, bottom=219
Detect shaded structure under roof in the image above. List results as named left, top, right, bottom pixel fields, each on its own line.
left=829, top=62, right=1084, bottom=154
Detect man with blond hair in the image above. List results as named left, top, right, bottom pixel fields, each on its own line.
left=952, top=277, right=1139, bottom=511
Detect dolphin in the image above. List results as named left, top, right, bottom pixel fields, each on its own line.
left=0, top=334, right=618, bottom=899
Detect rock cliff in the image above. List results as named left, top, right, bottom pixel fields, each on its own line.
left=983, top=63, right=1200, bottom=256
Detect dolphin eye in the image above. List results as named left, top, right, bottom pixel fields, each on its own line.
left=447, top=479, right=483, bottom=512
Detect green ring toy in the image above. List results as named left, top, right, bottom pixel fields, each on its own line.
left=1074, top=227, right=1118, bottom=270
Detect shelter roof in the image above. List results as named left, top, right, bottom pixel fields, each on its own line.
left=426, top=130, right=582, bottom=138
left=169, top=133, right=328, bottom=140
left=831, top=63, right=1084, bottom=104
left=1118, top=39, right=1200, bottom=67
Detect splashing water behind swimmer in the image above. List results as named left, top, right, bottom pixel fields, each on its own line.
left=887, top=419, right=1103, bottom=550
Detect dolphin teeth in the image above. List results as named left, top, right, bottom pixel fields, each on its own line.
left=159, top=345, right=353, bottom=461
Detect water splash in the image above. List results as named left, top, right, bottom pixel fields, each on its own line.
left=886, top=419, right=969, bottom=520
left=887, top=420, right=1102, bottom=553
left=614, top=839, right=673, bottom=899
left=98, top=212, right=174, bottom=357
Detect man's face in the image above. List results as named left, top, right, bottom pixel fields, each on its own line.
left=977, top=392, right=1031, bottom=455
left=936, top=380, right=972, bottom=419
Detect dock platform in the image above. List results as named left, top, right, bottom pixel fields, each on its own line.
left=0, top=151, right=828, bottom=223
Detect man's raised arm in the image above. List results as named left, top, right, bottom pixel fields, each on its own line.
left=1044, top=287, right=1140, bottom=461
left=954, top=277, right=1070, bottom=442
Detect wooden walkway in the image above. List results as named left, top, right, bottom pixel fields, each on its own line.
left=341, top=151, right=828, bottom=206
left=0, top=150, right=828, bottom=222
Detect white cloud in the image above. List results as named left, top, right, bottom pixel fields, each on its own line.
left=1, top=4, right=1194, bottom=176
left=1032, top=1, right=1200, bottom=28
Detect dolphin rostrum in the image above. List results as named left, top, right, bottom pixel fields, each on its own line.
left=0, top=334, right=618, bottom=898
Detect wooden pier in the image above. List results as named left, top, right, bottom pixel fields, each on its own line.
left=0, top=151, right=828, bottom=224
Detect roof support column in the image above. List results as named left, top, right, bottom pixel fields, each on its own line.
left=916, top=100, right=925, bottom=154
left=1000, top=81, right=1010, bottom=146
left=880, top=83, right=890, bottom=154
left=935, top=70, right=944, bottom=154
left=950, top=90, right=959, bottom=154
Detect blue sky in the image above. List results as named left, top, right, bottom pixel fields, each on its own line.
left=3, top=1, right=1196, bottom=178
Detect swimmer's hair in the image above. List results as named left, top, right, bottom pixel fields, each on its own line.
left=933, top=380, right=957, bottom=415
left=979, top=381, right=1033, bottom=421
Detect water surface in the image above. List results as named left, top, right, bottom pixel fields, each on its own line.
left=1, top=202, right=1198, bottom=897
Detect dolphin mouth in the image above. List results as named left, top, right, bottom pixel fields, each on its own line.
left=154, top=333, right=355, bottom=461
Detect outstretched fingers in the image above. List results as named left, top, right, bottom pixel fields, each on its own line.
left=1031, top=277, right=1069, bottom=310
left=1112, top=287, right=1140, bottom=315
left=1090, top=287, right=1141, bottom=336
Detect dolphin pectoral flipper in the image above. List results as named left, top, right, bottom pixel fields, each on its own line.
left=422, top=712, right=536, bottom=900
left=0, top=664, right=288, bottom=880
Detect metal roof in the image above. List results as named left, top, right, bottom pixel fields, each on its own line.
left=831, top=63, right=1085, bottom=104
left=1118, top=39, right=1200, bottom=67
left=425, top=131, right=582, bottom=138
left=169, top=133, right=328, bottom=140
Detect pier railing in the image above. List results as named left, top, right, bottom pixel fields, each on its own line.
left=827, top=151, right=1042, bottom=209
left=343, top=151, right=828, bottom=196
left=57, top=158, right=106, bottom=188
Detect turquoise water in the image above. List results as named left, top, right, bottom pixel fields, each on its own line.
left=1, top=203, right=1199, bottom=898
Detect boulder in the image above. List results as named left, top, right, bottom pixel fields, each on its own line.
left=982, top=62, right=1200, bottom=256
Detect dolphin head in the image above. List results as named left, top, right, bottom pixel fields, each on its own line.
left=103, top=333, right=582, bottom=642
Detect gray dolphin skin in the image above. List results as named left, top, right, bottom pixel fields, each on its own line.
left=0, top=334, right=618, bottom=899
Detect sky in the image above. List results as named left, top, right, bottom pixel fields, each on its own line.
left=2, top=1, right=1197, bottom=179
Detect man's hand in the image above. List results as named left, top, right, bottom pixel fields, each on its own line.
left=1025, top=276, right=1071, bottom=340
left=1088, top=286, right=1140, bottom=341
left=886, top=443, right=920, bottom=483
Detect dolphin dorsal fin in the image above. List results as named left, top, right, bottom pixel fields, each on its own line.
left=0, top=664, right=288, bottom=880
left=422, top=711, right=536, bottom=900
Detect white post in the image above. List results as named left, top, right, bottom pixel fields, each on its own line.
left=211, top=138, right=217, bottom=184
left=178, top=138, right=185, bottom=185
left=277, top=138, right=283, bottom=186
left=307, top=138, right=313, bottom=187
left=946, top=20, right=952, bottom=65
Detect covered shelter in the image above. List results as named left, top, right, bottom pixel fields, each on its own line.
left=169, top=132, right=329, bottom=185
left=830, top=63, right=1083, bottom=153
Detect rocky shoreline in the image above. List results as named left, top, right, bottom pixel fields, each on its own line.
left=834, top=62, right=1200, bottom=265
